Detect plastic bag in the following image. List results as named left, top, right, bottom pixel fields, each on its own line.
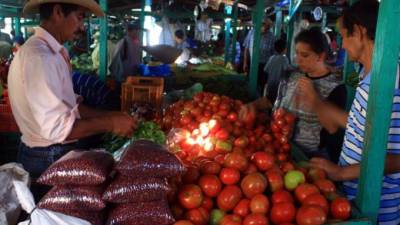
left=103, top=176, right=169, bottom=203
left=37, top=150, right=114, bottom=186
left=0, top=163, right=29, bottom=225
left=38, top=185, right=106, bottom=211
left=13, top=181, right=91, bottom=225
left=116, top=140, right=185, bottom=178
left=106, top=200, right=175, bottom=225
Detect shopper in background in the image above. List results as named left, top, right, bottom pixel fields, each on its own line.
left=8, top=0, right=137, bottom=200
left=110, top=22, right=142, bottom=82
left=243, top=18, right=275, bottom=94
left=263, top=39, right=293, bottom=103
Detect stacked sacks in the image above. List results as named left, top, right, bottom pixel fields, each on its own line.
left=104, top=140, right=185, bottom=225
left=37, top=150, right=114, bottom=225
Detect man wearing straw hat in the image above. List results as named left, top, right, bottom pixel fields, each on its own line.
left=7, top=0, right=137, bottom=190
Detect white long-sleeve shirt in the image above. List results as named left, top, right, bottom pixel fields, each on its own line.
left=8, top=27, right=80, bottom=147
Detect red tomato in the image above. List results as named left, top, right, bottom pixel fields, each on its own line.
left=262, top=133, right=273, bottom=143
left=216, top=129, right=230, bottom=141
left=303, top=193, right=329, bottom=214
left=220, top=214, right=242, bottom=225
left=314, top=179, right=336, bottom=196
left=224, top=152, right=249, bottom=172
left=183, top=167, right=201, bottom=184
left=270, top=202, right=296, bottom=224
left=250, top=194, right=270, bottom=214
left=174, top=220, right=195, bottom=225
left=185, top=207, right=209, bottom=225
left=277, top=153, right=288, bottom=162
left=296, top=205, right=327, bottom=225
left=241, top=173, right=268, bottom=198
left=271, top=190, right=294, bottom=204
left=217, top=185, right=243, bottom=211
left=233, top=199, right=251, bottom=217
left=276, top=118, right=286, bottom=128
left=219, top=167, right=241, bottom=185
left=266, top=170, right=284, bottom=192
left=201, top=161, right=222, bottom=175
left=244, top=163, right=258, bottom=175
left=198, top=174, right=222, bottom=197
left=330, top=197, right=351, bottom=220
left=284, top=113, right=296, bottom=124
left=218, top=109, right=230, bottom=117
left=294, top=183, right=320, bottom=204
left=234, top=136, right=249, bottom=148
left=201, top=196, right=214, bottom=211
left=273, top=108, right=286, bottom=120
left=251, top=152, right=276, bottom=171
left=181, top=115, right=193, bottom=125
left=214, top=154, right=225, bottom=165
left=271, top=123, right=281, bottom=133
left=227, top=112, right=238, bottom=122
left=243, top=213, right=269, bottom=225
left=281, top=162, right=295, bottom=173
left=179, top=184, right=204, bottom=209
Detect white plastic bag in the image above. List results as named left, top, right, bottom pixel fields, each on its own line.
left=0, top=163, right=29, bottom=225
left=13, top=181, right=91, bottom=225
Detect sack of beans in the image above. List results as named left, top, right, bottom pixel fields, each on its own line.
left=102, top=175, right=169, bottom=203
left=115, top=140, right=185, bottom=178
left=106, top=199, right=175, bottom=225
left=55, top=209, right=105, bottom=225
left=37, top=150, right=114, bottom=186
left=38, top=185, right=106, bottom=211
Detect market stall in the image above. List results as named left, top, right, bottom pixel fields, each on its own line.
left=0, top=0, right=399, bottom=225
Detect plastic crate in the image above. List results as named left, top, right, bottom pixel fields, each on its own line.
left=121, top=77, right=164, bottom=112
left=0, top=99, right=19, bottom=133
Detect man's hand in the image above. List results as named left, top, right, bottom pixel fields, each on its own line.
left=309, top=157, right=343, bottom=181
left=296, top=77, right=323, bottom=111
left=243, top=62, right=248, bottom=74
left=110, top=113, right=138, bottom=137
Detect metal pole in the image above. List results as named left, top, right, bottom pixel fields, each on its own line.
left=224, top=5, right=232, bottom=64
left=230, top=1, right=239, bottom=65
left=99, top=0, right=108, bottom=81
left=355, top=1, right=400, bottom=222
left=286, top=0, right=295, bottom=63
left=248, top=0, right=265, bottom=99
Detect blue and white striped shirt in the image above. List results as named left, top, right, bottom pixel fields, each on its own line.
left=339, top=69, right=400, bottom=225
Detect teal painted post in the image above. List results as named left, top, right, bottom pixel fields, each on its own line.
left=286, top=0, right=295, bottom=63
left=99, top=0, right=108, bottom=81
left=15, top=17, right=21, bottom=37
left=230, top=1, right=239, bottom=65
left=321, top=12, right=327, bottom=30
left=224, top=5, right=232, bottom=64
left=248, top=0, right=265, bottom=99
left=355, top=0, right=400, bottom=222
left=275, top=8, right=282, bottom=39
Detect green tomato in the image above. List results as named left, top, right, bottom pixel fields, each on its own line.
left=210, top=209, right=225, bottom=225
left=284, top=170, right=305, bottom=191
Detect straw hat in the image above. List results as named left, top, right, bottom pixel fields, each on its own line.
left=23, top=0, right=105, bottom=17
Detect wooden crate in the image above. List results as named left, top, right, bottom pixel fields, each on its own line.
left=121, top=77, right=164, bottom=112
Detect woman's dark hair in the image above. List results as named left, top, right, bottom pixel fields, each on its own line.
left=295, top=26, right=329, bottom=56
left=274, top=39, right=286, bottom=54
left=39, top=3, right=79, bottom=21
left=175, top=30, right=185, bottom=40
left=341, top=0, right=379, bottom=40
